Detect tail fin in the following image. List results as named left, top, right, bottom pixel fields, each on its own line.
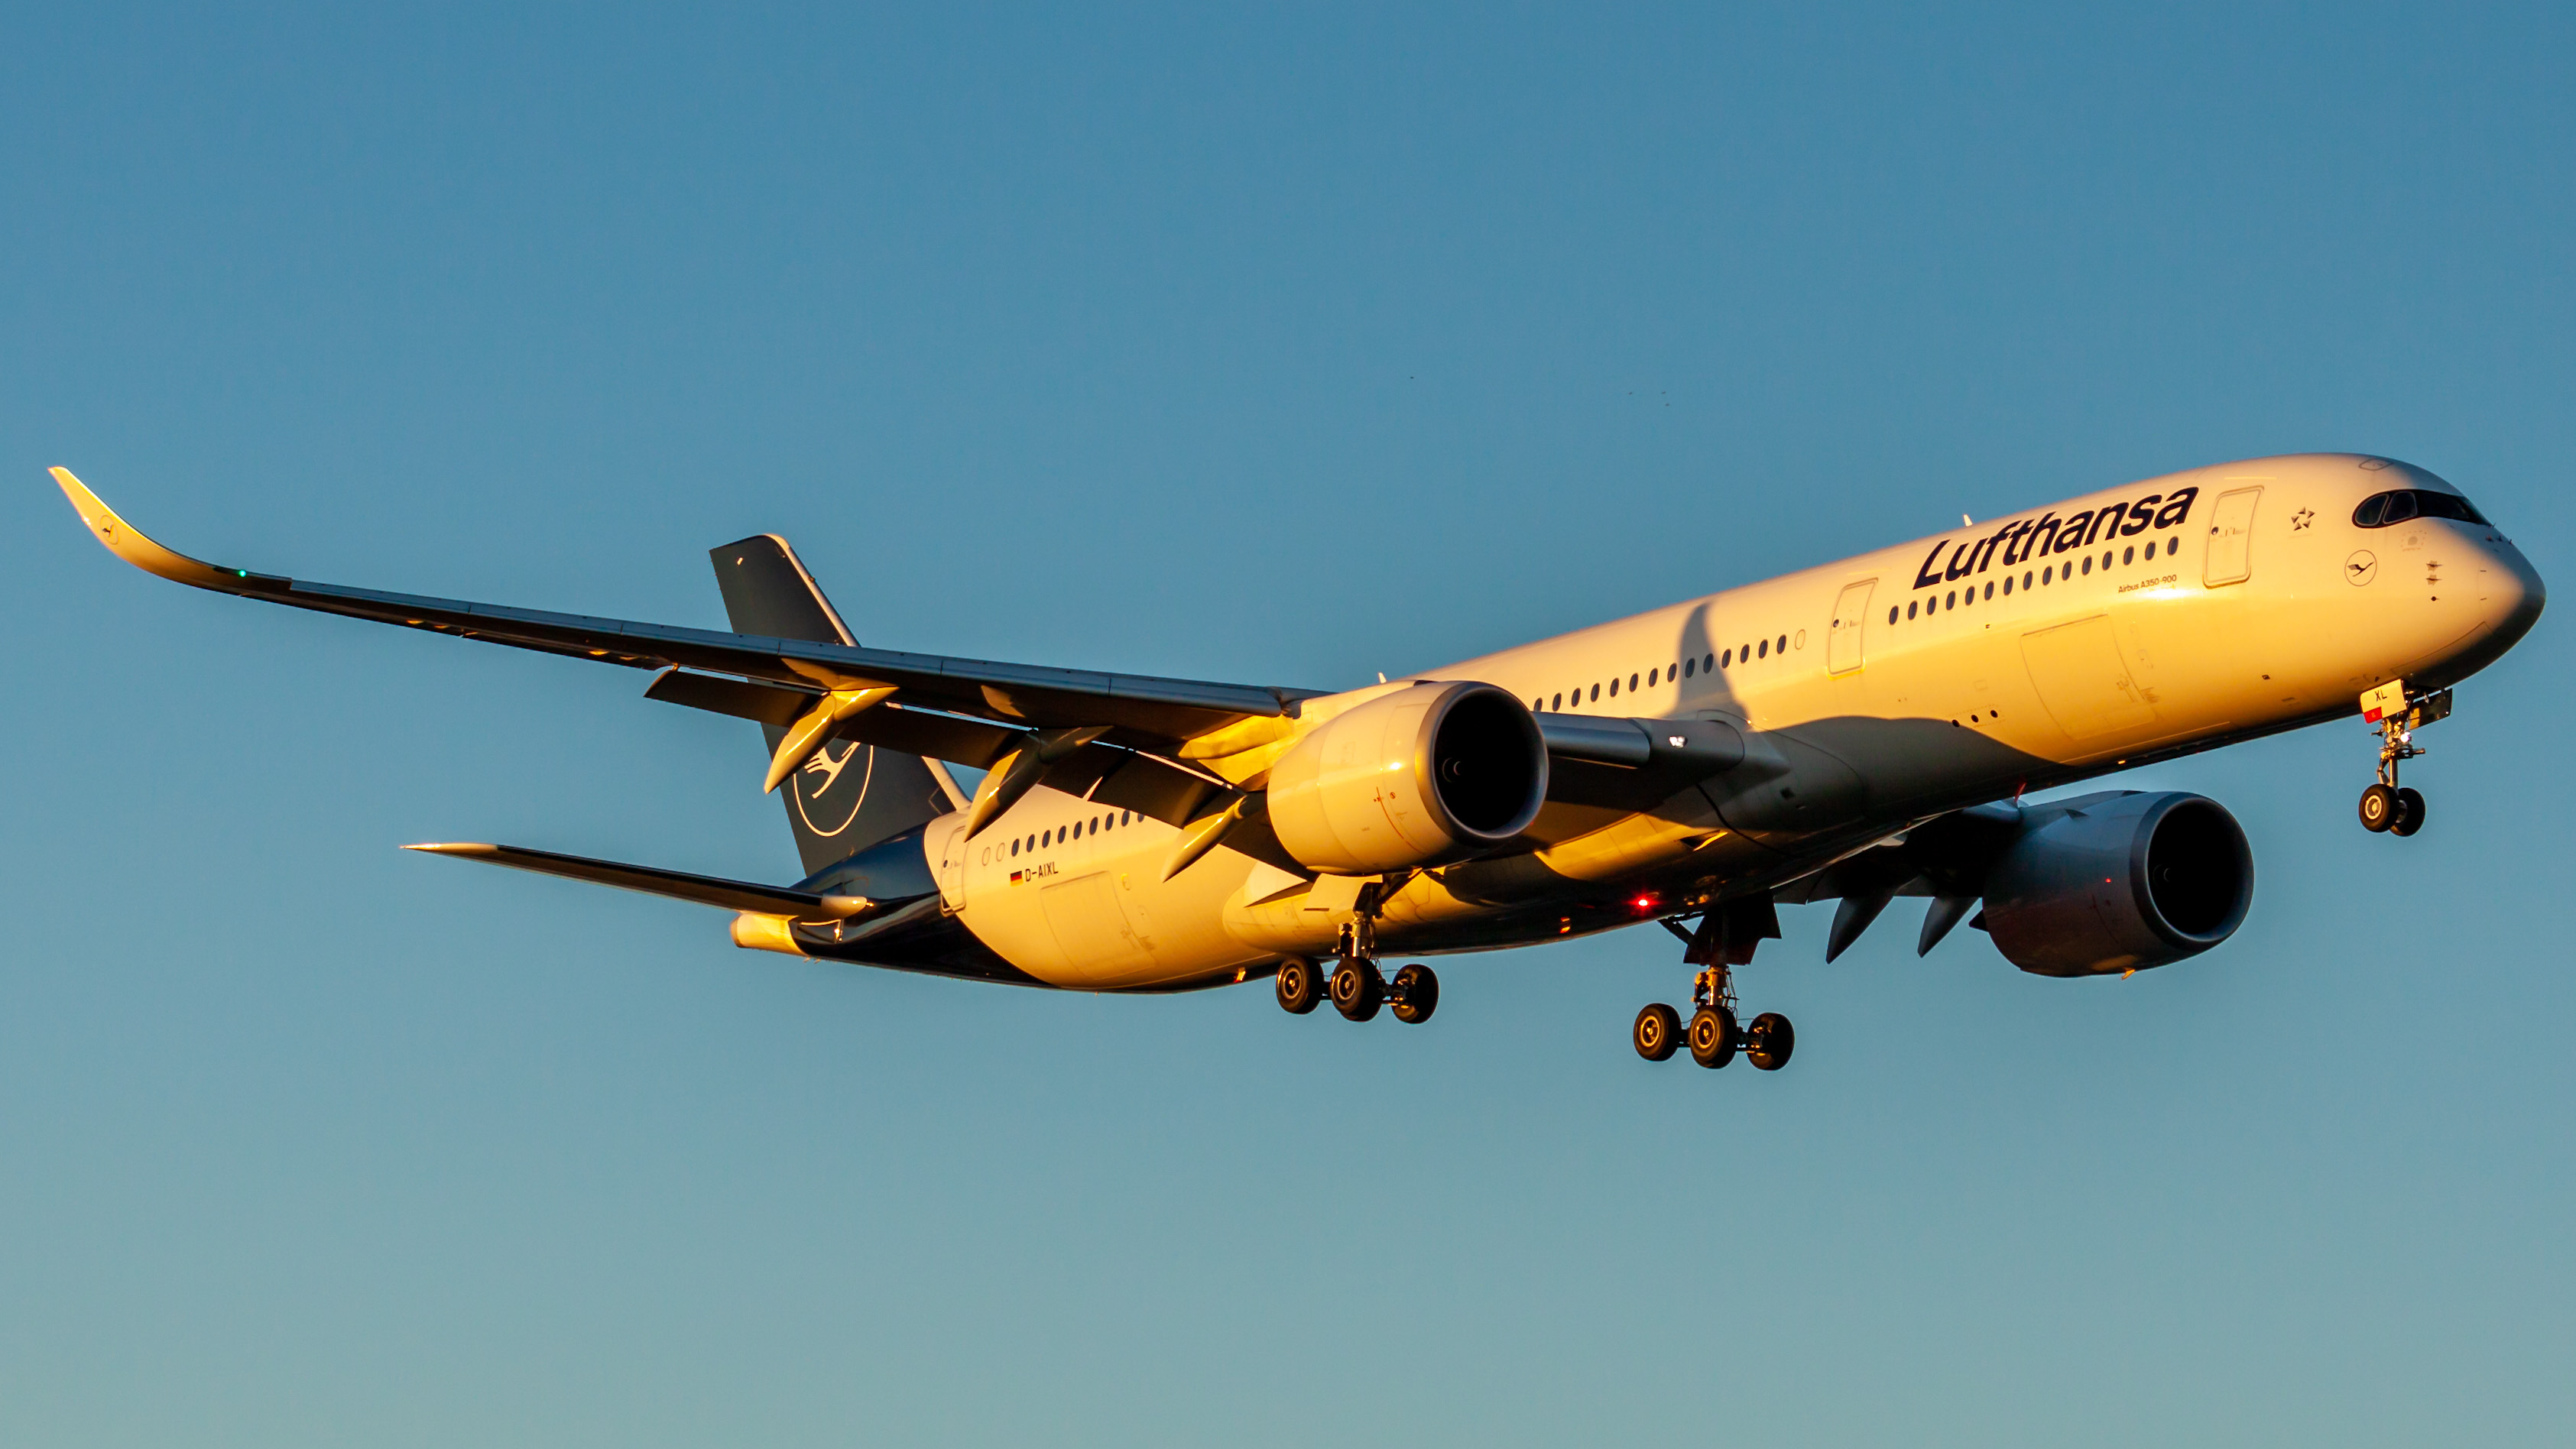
left=711, top=535, right=962, bottom=876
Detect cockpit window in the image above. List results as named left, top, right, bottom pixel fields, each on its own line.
left=2354, top=489, right=2489, bottom=528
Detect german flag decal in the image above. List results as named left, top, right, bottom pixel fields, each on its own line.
left=1010, top=870, right=1025, bottom=886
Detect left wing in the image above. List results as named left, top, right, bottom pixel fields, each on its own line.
left=51, top=468, right=1322, bottom=752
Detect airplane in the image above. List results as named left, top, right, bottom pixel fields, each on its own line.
left=50, top=453, right=2544, bottom=1071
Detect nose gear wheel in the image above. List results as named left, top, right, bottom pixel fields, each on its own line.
left=2357, top=684, right=2448, bottom=838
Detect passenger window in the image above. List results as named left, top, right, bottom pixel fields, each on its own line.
left=1945, top=590, right=1955, bottom=608
left=1551, top=692, right=1562, bottom=710
left=2081, top=556, right=2092, bottom=575
left=1721, top=649, right=1732, bottom=666
left=2122, top=546, right=2134, bottom=566
left=2042, top=566, right=2052, bottom=584
left=2167, top=536, right=2179, bottom=556
left=1647, top=668, right=1658, bottom=687
left=2102, top=550, right=2112, bottom=569
left=1608, top=676, right=1620, bottom=697
left=2023, top=569, right=2034, bottom=588
left=1907, top=601, right=1918, bottom=619
left=1777, top=634, right=1787, bottom=653
left=1984, top=582, right=1994, bottom=599
left=1011, top=839, right=1020, bottom=857
left=1887, top=605, right=1899, bottom=624
left=1682, top=660, right=1695, bottom=678
left=1589, top=683, right=1600, bottom=702
left=1703, top=653, right=1715, bottom=670
left=2003, top=576, right=2013, bottom=595
left=1757, top=639, right=1768, bottom=658
left=1629, top=673, right=1639, bottom=690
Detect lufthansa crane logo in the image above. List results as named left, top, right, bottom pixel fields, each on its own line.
left=791, top=741, right=874, bottom=837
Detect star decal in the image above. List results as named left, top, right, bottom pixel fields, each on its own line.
left=2291, top=507, right=2316, bottom=530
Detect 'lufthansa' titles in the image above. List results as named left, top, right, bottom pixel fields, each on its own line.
left=1913, top=488, right=2200, bottom=592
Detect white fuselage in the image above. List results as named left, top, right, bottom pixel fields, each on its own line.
left=931, top=454, right=2543, bottom=990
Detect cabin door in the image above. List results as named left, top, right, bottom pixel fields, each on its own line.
left=2204, top=487, right=2263, bottom=586
left=1827, top=579, right=1875, bottom=676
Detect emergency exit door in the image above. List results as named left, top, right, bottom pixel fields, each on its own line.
left=1827, top=579, right=1875, bottom=676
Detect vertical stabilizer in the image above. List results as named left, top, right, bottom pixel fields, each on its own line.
left=711, top=535, right=955, bottom=876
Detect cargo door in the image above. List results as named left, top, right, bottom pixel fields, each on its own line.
left=2021, top=615, right=2159, bottom=741
left=1827, top=579, right=1876, bottom=676
left=1039, top=872, right=1154, bottom=978
left=2204, top=486, right=2263, bottom=586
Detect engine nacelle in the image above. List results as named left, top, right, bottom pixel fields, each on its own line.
left=1981, top=792, right=2253, bottom=977
left=1265, top=681, right=1548, bottom=875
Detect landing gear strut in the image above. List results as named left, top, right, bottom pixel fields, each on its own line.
left=2357, top=683, right=2447, bottom=838
left=1637, top=896, right=1794, bottom=1074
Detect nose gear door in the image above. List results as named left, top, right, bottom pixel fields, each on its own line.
left=2205, top=486, right=2263, bottom=586
left=1827, top=579, right=1876, bottom=676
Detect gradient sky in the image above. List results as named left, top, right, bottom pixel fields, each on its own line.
left=5, top=5, right=2573, bottom=1444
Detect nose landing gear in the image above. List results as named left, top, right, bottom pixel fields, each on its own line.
left=1636, top=897, right=1794, bottom=1075
left=2357, top=682, right=2448, bottom=838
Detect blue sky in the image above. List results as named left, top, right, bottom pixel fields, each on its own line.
left=4, top=4, right=2571, bottom=1444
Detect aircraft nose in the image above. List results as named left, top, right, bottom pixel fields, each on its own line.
left=2483, top=534, right=2546, bottom=646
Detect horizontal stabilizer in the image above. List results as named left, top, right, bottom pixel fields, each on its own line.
left=404, top=842, right=876, bottom=919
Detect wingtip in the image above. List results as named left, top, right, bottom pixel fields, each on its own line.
left=49, top=467, right=255, bottom=589
left=404, top=842, right=497, bottom=855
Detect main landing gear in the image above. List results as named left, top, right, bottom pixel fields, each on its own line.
left=1635, top=897, right=1794, bottom=1074
left=1273, top=904, right=1437, bottom=1026
left=2357, top=684, right=2450, bottom=838
left=1273, top=955, right=1439, bottom=1024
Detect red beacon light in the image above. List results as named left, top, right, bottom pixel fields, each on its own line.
left=1630, top=893, right=1660, bottom=915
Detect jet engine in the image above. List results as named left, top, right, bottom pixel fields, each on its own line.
left=1979, top=792, right=2253, bottom=977
left=1265, top=681, right=1548, bottom=875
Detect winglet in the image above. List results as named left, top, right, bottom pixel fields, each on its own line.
left=50, top=467, right=285, bottom=592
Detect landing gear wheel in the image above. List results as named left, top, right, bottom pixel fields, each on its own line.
left=1744, top=1012, right=1796, bottom=1071
left=1390, top=964, right=1439, bottom=1024
left=1274, top=958, right=1322, bottom=1015
left=1688, top=1006, right=1738, bottom=1069
left=2358, top=782, right=2397, bottom=832
left=2391, top=786, right=2426, bottom=837
left=1330, top=958, right=1384, bottom=1021
left=1634, top=1003, right=1681, bottom=1062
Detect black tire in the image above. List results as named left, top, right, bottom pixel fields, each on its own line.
left=1634, top=1003, right=1681, bottom=1062
left=1331, top=959, right=1383, bottom=1022
left=1688, top=1006, right=1738, bottom=1069
left=1390, top=964, right=1439, bottom=1024
left=1745, top=1012, right=1796, bottom=1071
left=1275, top=958, right=1322, bottom=1015
left=2358, top=783, right=2397, bottom=832
left=2392, top=786, right=2426, bottom=837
